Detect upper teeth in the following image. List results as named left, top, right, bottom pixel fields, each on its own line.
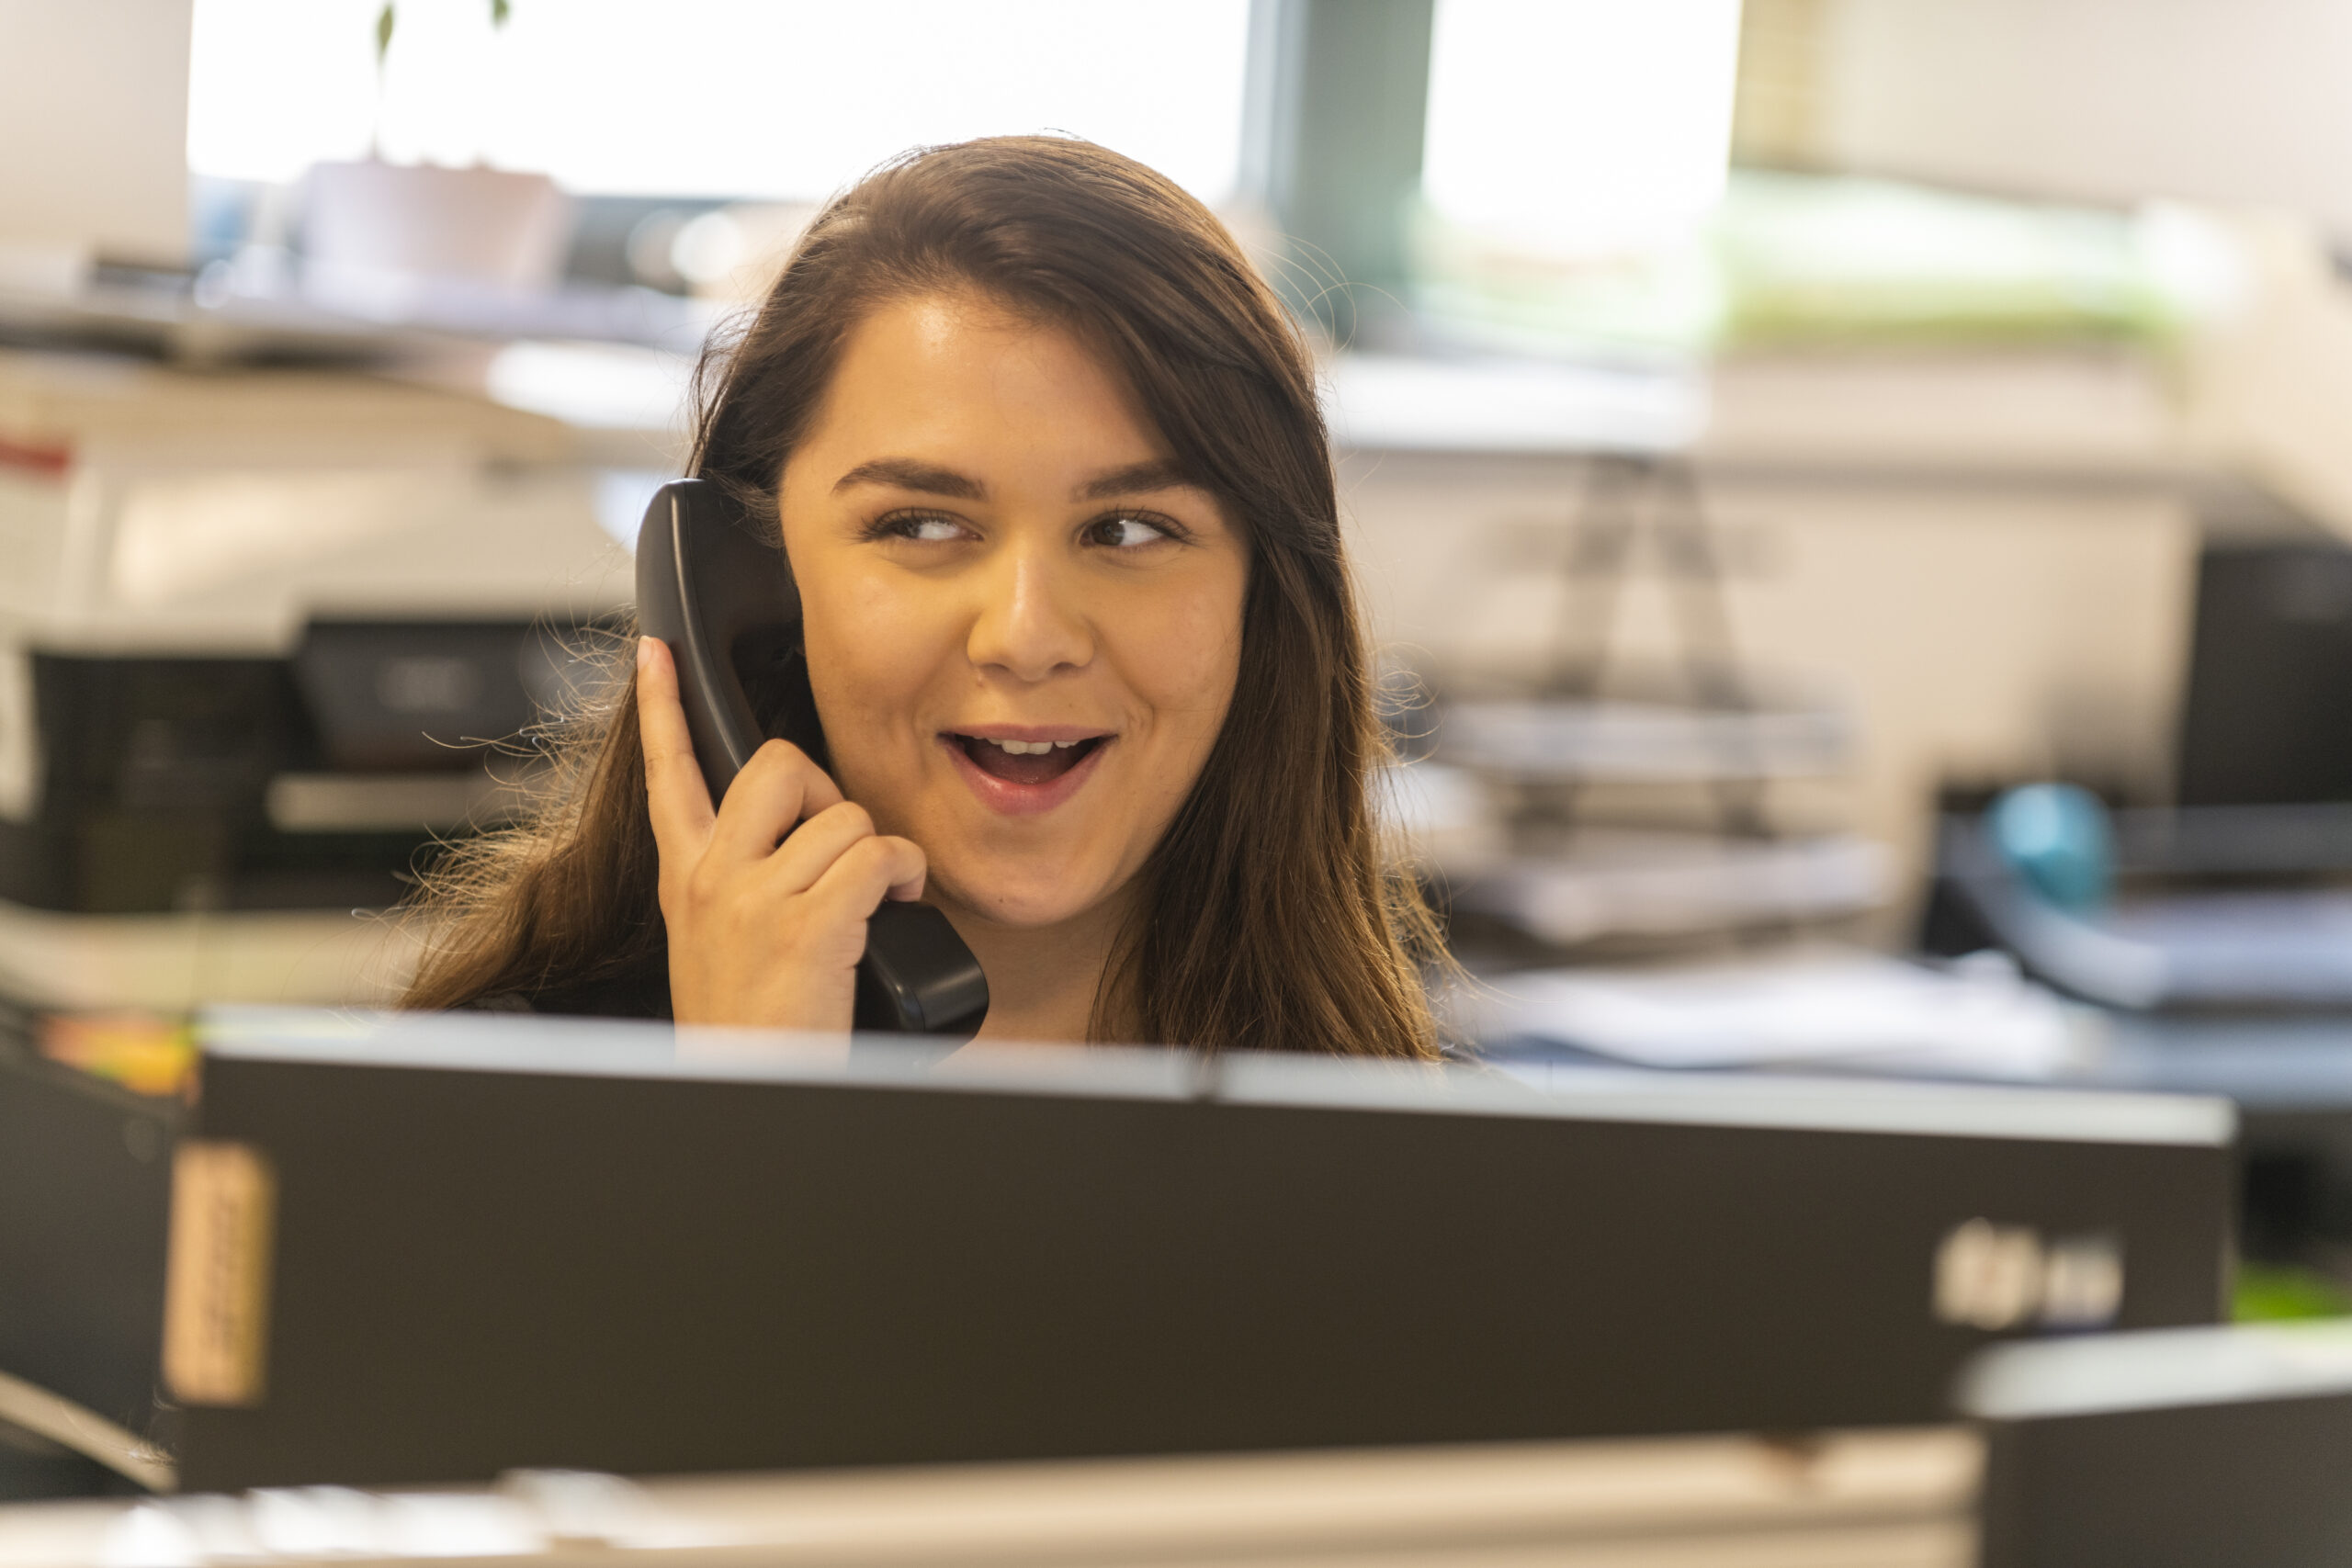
left=988, top=738, right=1081, bottom=754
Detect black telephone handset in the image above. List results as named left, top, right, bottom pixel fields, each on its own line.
left=635, top=479, right=989, bottom=1038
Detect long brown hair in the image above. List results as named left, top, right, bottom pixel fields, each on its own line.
left=402, top=136, right=1443, bottom=1058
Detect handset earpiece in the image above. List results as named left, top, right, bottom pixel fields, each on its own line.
left=635, top=479, right=988, bottom=1039
left=632, top=479, right=792, bottom=799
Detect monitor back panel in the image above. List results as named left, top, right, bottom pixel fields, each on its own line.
left=0, top=1043, right=175, bottom=1440
left=175, top=1043, right=2232, bottom=1491
left=1966, top=1325, right=2352, bottom=1568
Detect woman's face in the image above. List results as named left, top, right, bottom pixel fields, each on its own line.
left=778, top=294, right=1249, bottom=931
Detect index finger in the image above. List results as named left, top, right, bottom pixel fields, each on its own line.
left=707, top=738, right=845, bottom=865
left=635, top=636, right=717, bottom=857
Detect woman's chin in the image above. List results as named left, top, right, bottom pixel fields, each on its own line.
left=929, top=864, right=1122, bottom=931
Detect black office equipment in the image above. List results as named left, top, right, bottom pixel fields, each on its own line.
left=2178, top=539, right=2352, bottom=808
left=0, top=624, right=593, bottom=916
left=0, top=1028, right=176, bottom=1495
left=633, top=479, right=987, bottom=1038
left=1962, top=1322, right=2352, bottom=1567
left=146, top=1008, right=2232, bottom=1492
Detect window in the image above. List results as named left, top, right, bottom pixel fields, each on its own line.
left=188, top=0, right=1252, bottom=204
left=1420, top=0, right=1743, bottom=255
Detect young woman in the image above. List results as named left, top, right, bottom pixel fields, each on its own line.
left=402, top=136, right=1443, bottom=1058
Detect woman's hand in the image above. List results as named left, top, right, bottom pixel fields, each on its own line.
left=636, top=637, right=928, bottom=1031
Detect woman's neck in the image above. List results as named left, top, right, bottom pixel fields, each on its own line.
left=940, top=890, right=1129, bottom=1045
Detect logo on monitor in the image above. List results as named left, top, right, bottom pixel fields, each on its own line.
left=1933, top=1218, right=2122, bottom=1331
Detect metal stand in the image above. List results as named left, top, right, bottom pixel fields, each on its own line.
left=1548, top=453, right=1770, bottom=838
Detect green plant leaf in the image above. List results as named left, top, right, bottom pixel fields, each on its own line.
left=374, top=3, right=395, bottom=67
left=491, top=0, right=511, bottom=26
left=2233, top=1262, right=2352, bottom=1322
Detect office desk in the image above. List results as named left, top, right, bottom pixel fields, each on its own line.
left=0, top=1427, right=1978, bottom=1568
left=2093, top=1012, right=2352, bottom=1112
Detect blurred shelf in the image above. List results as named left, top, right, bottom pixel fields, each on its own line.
left=1320, top=352, right=1705, bottom=457
left=1451, top=830, right=1894, bottom=947
left=0, top=903, right=419, bottom=1013
left=0, top=269, right=704, bottom=369
left=1437, top=696, right=1855, bottom=783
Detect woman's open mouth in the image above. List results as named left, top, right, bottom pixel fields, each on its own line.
left=941, top=731, right=1112, bottom=815
left=954, top=733, right=1103, bottom=784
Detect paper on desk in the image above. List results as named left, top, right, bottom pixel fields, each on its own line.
left=1472, top=949, right=2089, bottom=1077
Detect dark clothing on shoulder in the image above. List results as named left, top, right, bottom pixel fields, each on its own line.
left=472, top=968, right=673, bottom=1021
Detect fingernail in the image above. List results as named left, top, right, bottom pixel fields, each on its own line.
left=637, top=636, right=654, bottom=671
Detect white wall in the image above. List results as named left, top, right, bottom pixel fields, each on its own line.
left=0, top=0, right=192, bottom=267
left=1815, top=0, right=2352, bottom=237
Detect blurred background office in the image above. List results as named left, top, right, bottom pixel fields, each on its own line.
left=14, top=0, right=2352, bottom=1300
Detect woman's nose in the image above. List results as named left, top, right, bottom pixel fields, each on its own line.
left=964, top=548, right=1094, bottom=682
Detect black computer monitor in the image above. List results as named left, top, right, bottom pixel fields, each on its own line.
left=2178, top=540, right=2352, bottom=807
left=1962, top=1322, right=2352, bottom=1567
left=127, top=1009, right=2236, bottom=1492
left=0, top=1029, right=175, bottom=1495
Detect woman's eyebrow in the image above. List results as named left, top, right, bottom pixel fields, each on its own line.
left=831, top=457, right=986, bottom=498
left=1076, top=459, right=1191, bottom=501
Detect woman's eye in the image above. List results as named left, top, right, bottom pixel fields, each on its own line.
left=882, top=513, right=970, bottom=543
left=1090, top=515, right=1174, bottom=549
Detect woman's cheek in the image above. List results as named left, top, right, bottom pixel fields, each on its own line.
left=804, top=594, right=947, bottom=796
left=1124, top=590, right=1244, bottom=736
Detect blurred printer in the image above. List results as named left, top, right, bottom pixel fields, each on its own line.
left=0, top=345, right=635, bottom=1009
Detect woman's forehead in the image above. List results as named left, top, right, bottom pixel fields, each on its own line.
left=790, top=295, right=1182, bottom=494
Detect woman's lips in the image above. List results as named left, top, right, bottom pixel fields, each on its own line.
left=941, top=732, right=1111, bottom=816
